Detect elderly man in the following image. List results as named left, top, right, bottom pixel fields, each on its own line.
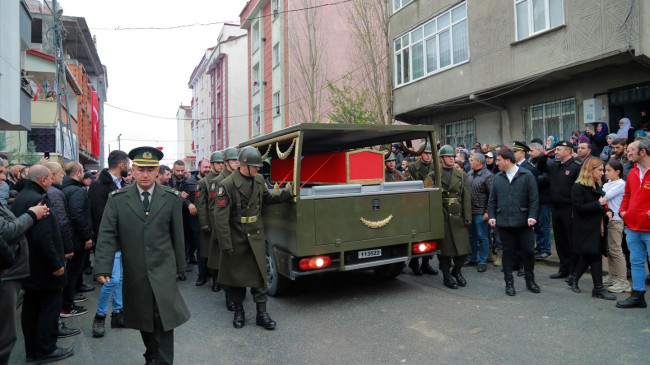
left=11, top=165, right=73, bottom=363
left=466, top=152, right=493, bottom=272
left=528, top=142, right=552, bottom=259
left=94, top=147, right=190, bottom=365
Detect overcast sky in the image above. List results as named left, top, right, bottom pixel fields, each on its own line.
left=57, top=0, right=248, bottom=164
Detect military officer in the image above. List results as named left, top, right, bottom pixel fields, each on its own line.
left=432, top=145, right=472, bottom=289
left=385, top=153, right=410, bottom=182
left=406, top=142, right=438, bottom=275
left=196, top=151, right=225, bottom=291
left=94, top=147, right=190, bottom=365
left=207, top=147, right=239, bottom=310
left=214, top=147, right=293, bottom=330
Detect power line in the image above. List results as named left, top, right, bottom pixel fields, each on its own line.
left=90, top=0, right=352, bottom=31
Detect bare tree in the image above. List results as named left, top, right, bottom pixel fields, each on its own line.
left=289, top=0, right=326, bottom=125
left=346, top=0, right=392, bottom=124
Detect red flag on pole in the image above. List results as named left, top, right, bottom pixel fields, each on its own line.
left=91, top=89, right=100, bottom=157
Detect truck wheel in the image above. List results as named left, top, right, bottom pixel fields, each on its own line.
left=373, top=262, right=404, bottom=280
left=266, top=242, right=290, bottom=296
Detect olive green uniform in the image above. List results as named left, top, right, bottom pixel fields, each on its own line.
left=213, top=169, right=292, bottom=302
left=196, top=171, right=218, bottom=260
left=94, top=183, right=190, bottom=364
left=385, top=168, right=410, bottom=182
left=407, top=159, right=433, bottom=181
left=205, top=168, right=233, bottom=270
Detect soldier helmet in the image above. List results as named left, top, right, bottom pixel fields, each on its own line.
left=439, top=144, right=455, bottom=157
left=420, top=139, right=432, bottom=154
left=223, top=147, right=239, bottom=161
left=385, top=152, right=396, bottom=162
left=210, top=151, right=224, bottom=163
left=238, top=146, right=263, bottom=167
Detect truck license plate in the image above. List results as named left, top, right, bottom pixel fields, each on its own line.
left=358, top=249, right=381, bottom=259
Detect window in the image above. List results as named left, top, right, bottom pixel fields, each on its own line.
left=393, top=0, right=414, bottom=13
left=252, top=21, right=260, bottom=52
left=272, top=0, right=280, bottom=17
left=394, top=2, right=469, bottom=87
left=443, top=118, right=475, bottom=149
left=252, top=63, right=260, bottom=95
left=525, top=98, right=576, bottom=141
left=273, top=92, right=281, bottom=116
left=273, top=43, right=280, bottom=67
left=252, top=105, right=261, bottom=137
left=515, top=0, right=564, bottom=41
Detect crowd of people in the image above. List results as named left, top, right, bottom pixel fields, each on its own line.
left=1, top=114, right=649, bottom=365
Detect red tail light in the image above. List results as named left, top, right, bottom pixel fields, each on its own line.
left=412, top=241, right=437, bottom=254
left=299, top=256, right=332, bottom=271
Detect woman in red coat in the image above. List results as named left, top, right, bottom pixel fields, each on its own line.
left=569, top=157, right=616, bottom=300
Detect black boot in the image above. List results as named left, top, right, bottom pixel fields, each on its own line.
left=110, top=311, right=125, bottom=328
left=524, top=273, right=540, bottom=293
left=517, top=267, right=525, bottom=277
left=442, top=272, right=458, bottom=289
left=409, top=259, right=423, bottom=276
left=571, top=279, right=581, bottom=293
left=565, top=274, right=575, bottom=285
left=211, top=274, right=221, bottom=292
left=196, top=271, right=207, bottom=286
left=421, top=258, right=438, bottom=275
left=232, top=302, right=245, bottom=329
left=549, top=271, right=568, bottom=279
left=505, top=274, right=516, bottom=296
left=451, top=267, right=466, bottom=287
left=616, top=290, right=647, bottom=308
left=255, top=302, right=276, bottom=330
left=592, top=286, right=616, bottom=300
left=92, top=314, right=106, bottom=338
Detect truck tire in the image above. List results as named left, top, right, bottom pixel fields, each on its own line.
left=266, top=242, right=290, bottom=296
left=373, top=262, right=404, bottom=280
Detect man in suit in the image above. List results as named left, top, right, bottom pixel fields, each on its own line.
left=434, top=145, right=472, bottom=289
left=407, top=142, right=438, bottom=276
left=488, top=148, right=540, bottom=296
left=214, top=147, right=293, bottom=330
left=94, top=147, right=190, bottom=365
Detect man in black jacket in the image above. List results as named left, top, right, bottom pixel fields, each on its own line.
left=60, top=162, right=94, bottom=318
left=182, top=159, right=209, bottom=285
left=88, top=150, right=129, bottom=338
left=11, top=165, right=74, bottom=363
left=529, top=142, right=552, bottom=259
left=488, top=149, right=540, bottom=296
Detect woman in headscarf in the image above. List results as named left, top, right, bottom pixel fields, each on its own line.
left=599, top=133, right=618, bottom=162
left=616, top=118, right=632, bottom=140
left=586, top=122, right=609, bottom=153
left=545, top=136, right=558, bottom=150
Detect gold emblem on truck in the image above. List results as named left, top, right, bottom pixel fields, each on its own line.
left=360, top=214, right=393, bottom=229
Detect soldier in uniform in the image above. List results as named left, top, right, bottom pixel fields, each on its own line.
left=207, top=147, right=239, bottom=310
left=433, top=145, right=472, bottom=289
left=406, top=143, right=438, bottom=275
left=385, top=153, right=410, bottom=182
left=214, top=147, right=293, bottom=330
left=537, top=140, right=582, bottom=281
left=94, top=147, right=190, bottom=365
left=196, top=151, right=225, bottom=291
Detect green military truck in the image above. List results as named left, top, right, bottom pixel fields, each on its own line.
left=239, top=123, right=444, bottom=295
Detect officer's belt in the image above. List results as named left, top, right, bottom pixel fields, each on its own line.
left=236, top=215, right=259, bottom=224
left=443, top=198, right=461, bottom=204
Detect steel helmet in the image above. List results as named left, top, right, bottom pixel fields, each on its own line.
left=439, top=144, right=455, bottom=157
left=210, top=151, right=224, bottom=163
left=238, top=146, right=263, bottom=167
left=419, top=139, right=432, bottom=154
left=385, top=152, right=396, bottom=162
left=223, top=147, right=239, bottom=161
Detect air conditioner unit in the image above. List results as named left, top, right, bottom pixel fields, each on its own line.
left=583, top=98, right=602, bottom=125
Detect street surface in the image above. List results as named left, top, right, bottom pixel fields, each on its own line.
left=10, top=261, right=650, bottom=365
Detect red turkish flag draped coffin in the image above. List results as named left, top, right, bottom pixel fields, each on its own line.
left=91, top=89, right=100, bottom=157
left=270, top=149, right=384, bottom=185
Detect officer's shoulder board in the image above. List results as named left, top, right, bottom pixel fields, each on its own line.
left=573, top=159, right=583, bottom=166
left=111, top=187, right=127, bottom=196
left=165, top=188, right=181, bottom=196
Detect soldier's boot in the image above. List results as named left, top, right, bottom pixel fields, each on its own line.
left=451, top=269, right=467, bottom=287
left=442, top=272, right=458, bottom=289
left=110, top=311, right=125, bottom=328
left=505, top=274, right=516, bottom=296
left=421, top=257, right=439, bottom=275
left=92, top=314, right=106, bottom=338
left=255, top=302, right=276, bottom=330
left=570, top=273, right=582, bottom=293
left=211, top=275, right=221, bottom=293
left=493, top=251, right=502, bottom=267
left=195, top=271, right=207, bottom=287
left=408, top=259, right=423, bottom=276
left=232, top=302, right=245, bottom=329
left=616, top=290, right=647, bottom=308
left=524, top=272, right=541, bottom=293
left=225, top=291, right=236, bottom=312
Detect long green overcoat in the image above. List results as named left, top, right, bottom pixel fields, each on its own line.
left=94, top=183, right=191, bottom=333
left=407, top=159, right=433, bottom=181
left=196, top=171, right=218, bottom=260
left=205, top=169, right=233, bottom=270
left=434, top=168, right=472, bottom=257
left=213, top=169, right=292, bottom=288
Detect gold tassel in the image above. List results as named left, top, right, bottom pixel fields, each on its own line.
left=423, top=176, right=434, bottom=188
left=273, top=183, right=280, bottom=195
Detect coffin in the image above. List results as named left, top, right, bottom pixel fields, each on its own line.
left=271, top=149, right=384, bottom=185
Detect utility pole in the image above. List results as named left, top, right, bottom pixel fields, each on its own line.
left=117, top=133, right=122, bottom=150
